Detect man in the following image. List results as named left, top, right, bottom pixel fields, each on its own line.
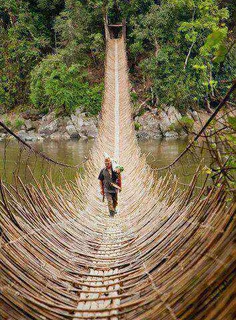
left=98, top=157, right=121, bottom=217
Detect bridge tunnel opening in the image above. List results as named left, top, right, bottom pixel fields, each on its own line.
left=107, top=1, right=125, bottom=39
left=108, top=25, right=123, bottom=39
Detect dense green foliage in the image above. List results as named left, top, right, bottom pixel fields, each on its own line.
left=0, top=0, right=235, bottom=115
left=0, top=0, right=104, bottom=115
left=0, top=0, right=53, bottom=110
left=30, top=55, right=104, bottom=115
left=122, top=0, right=235, bottom=111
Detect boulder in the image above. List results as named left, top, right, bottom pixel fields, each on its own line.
left=166, top=106, right=182, bottom=122
left=24, top=119, right=34, bottom=131
left=66, top=112, right=98, bottom=139
left=192, top=110, right=210, bottom=132
left=21, top=110, right=42, bottom=121
left=50, top=132, right=61, bottom=141
left=79, top=135, right=88, bottom=140
left=60, top=116, right=70, bottom=128
left=136, top=131, right=149, bottom=140
left=179, top=130, right=188, bottom=137
left=41, top=111, right=56, bottom=123
left=38, top=119, right=58, bottom=135
left=134, top=106, right=187, bottom=139
left=70, top=114, right=84, bottom=130
left=17, top=131, right=43, bottom=142
left=135, top=112, right=162, bottom=139
left=66, top=124, right=80, bottom=139
left=61, top=132, right=70, bottom=140
left=158, top=106, right=182, bottom=134
left=50, top=132, right=70, bottom=141
left=66, top=119, right=73, bottom=126
left=25, top=134, right=44, bottom=142
left=164, top=131, right=179, bottom=138
left=31, top=120, right=40, bottom=131
left=17, top=129, right=26, bottom=135
left=79, top=121, right=98, bottom=139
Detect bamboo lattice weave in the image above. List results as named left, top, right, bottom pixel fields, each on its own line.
left=0, top=37, right=235, bottom=320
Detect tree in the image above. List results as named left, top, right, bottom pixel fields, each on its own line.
left=126, top=0, right=235, bottom=111
left=30, top=55, right=103, bottom=115
left=0, top=0, right=57, bottom=110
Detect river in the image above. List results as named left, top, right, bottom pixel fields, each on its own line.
left=0, top=138, right=207, bottom=186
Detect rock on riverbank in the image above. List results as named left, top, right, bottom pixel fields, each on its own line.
left=0, top=106, right=210, bottom=142
left=134, top=106, right=210, bottom=140
left=0, top=108, right=98, bottom=142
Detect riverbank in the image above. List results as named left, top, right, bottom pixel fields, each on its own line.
left=0, top=109, right=98, bottom=142
left=0, top=106, right=210, bottom=142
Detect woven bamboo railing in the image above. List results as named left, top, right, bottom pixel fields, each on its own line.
left=0, top=36, right=235, bottom=320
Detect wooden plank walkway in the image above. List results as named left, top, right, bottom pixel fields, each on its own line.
left=74, top=220, right=121, bottom=319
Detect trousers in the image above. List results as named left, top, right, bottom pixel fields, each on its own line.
left=105, top=192, right=118, bottom=214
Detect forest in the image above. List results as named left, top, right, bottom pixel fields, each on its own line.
left=0, top=0, right=235, bottom=116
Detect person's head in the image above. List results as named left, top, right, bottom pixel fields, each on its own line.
left=105, top=157, right=112, bottom=169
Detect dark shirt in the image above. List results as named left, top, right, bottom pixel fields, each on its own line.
left=98, top=167, right=118, bottom=193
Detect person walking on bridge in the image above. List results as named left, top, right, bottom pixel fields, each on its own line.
left=98, top=156, right=122, bottom=217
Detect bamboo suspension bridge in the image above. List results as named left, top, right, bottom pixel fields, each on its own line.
left=0, top=25, right=235, bottom=320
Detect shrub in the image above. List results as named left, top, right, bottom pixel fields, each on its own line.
left=3, top=118, right=12, bottom=127
left=179, top=116, right=194, bottom=131
left=14, top=118, right=25, bottom=130
left=168, top=122, right=183, bottom=134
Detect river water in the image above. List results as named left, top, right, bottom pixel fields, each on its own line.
left=0, top=138, right=206, bottom=186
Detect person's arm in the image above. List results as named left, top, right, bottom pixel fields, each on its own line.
left=99, top=180, right=104, bottom=195
left=98, top=170, right=104, bottom=195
